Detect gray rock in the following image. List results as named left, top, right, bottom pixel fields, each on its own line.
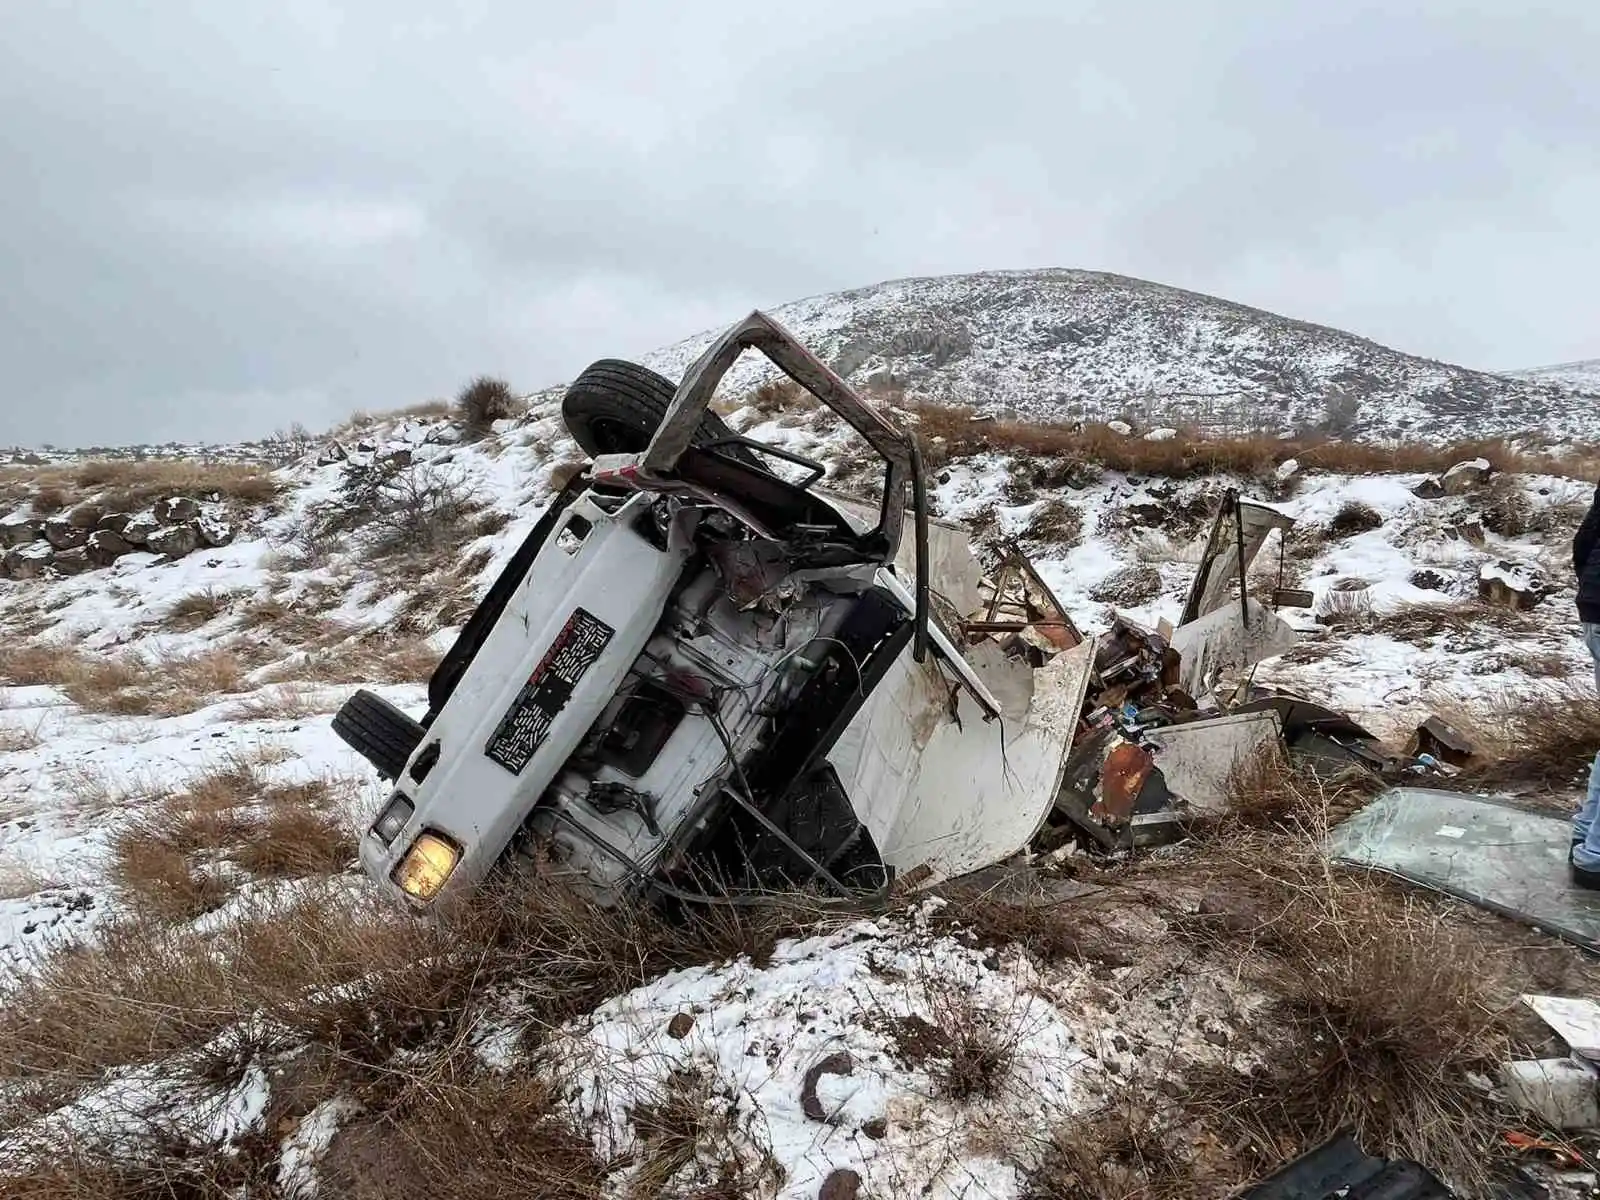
left=96, top=512, right=132, bottom=535
left=1442, top=458, right=1492, bottom=496
left=50, top=547, right=91, bottom=575
left=153, top=496, right=202, bottom=524
left=1411, top=476, right=1447, bottom=500
left=316, top=441, right=349, bottom=466
left=121, top=516, right=161, bottom=546
left=86, top=530, right=135, bottom=568
left=0, top=516, right=40, bottom=548
left=1479, top=560, right=1546, bottom=611
left=194, top=514, right=234, bottom=548
left=3, top=544, right=52, bottom=580
left=66, top=502, right=105, bottom=529
left=42, top=518, right=88, bottom=551
left=146, top=523, right=201, bottom=559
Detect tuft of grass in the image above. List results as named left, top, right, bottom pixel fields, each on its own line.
left=228, top=797, right=354, bottom=878
left=0, top=460, right=280, bottom=516
left=457, top=376, right=520, bottom=438
left=1451, top=681, right=1600, bottom=789
left=1373, top=601, right=1540, bottom=647
left=1327, top=499, right=1383, bottom=537
left=1088, top=564, right=1162, bottom=607
left=1023, top=1100, right=1197, bottom=1200
left=224, top=683, right=330, bottom=722
left=0, top=718, right=44, bottom=753
left=1023, top=497, right=1084, bottom=546
left=0, top=643, right=77, bottom=687
left=262, top=633, right=439, bottom=686
left=165, top=588, right=242, bottom=632
left=879, top=983, right=1018, bottom=1103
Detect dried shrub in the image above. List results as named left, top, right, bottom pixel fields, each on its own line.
left=745, top=378, right=817, bottom=415
left=1373, top=601, right=1539, bottom=648
left=907, top=401, right=1600, bottom=483
left=165, top=588, right=242, bottom=631
left=1024, top=498, right=1084, bottom=546
left=1024, top=1100, right=1197, bottom=1200
left=457, top=376, right=519, bottom=438
left=1089, top=564, right=1162, bottom=607
left=1327, top=499, right=1383, bottom=537
left=0, top=643, right=75, bottom=686
left=1164, top=832, right=1516, bottom=1195
left=262, top=633, right=439, bottom=686
left=58, top=649, right=247, bottom=716
left=318, top=459, right=478, bottom=563
left=1454, top=681, right=1600, bottom=789
left=0, top=460, right=281, bottom=514
left=878, top=984, right=1018, bottom=1103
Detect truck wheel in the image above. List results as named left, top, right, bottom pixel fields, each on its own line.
left=333, top=689, right=425, bottom=781
left=561, top=359, right=762, bottom=468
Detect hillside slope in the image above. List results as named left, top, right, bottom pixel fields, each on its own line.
left=1505, top=358, right=1600, bottom=394
left=639, top=270, right=1600, bottom=443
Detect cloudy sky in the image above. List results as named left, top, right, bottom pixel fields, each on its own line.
left=2, top=1, right=1595, bottom=447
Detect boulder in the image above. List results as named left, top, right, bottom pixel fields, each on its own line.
left=153, top=496, right=202, bottom=524
left=1106, top=420, right=1133, bottom=437
left=1409, top=569, right=1449, bottom=592
left=1144, top=427, right=1179, bottom=442
left=1479, top=560, right=1545, bottom=611
left=1275, top=458, right=1300, bottom=482
left=1442, top=458, right=1492, bottom=496
left=316, top=442, right=349, bottom=466
left=0, top=516, right=40, bottom=548
left=194, top=514, right=234, bottom=548
left=96, top=512, right=132, bottom=535
left=50, top=547, right=91, bottom=576
left=1410, top=476, right=1447, bottom=500
left=66, top=502, right=105, bottom=529
left=42, top=517, right=88, bottom=551
left=3, top=544, right=52, bottom=580
left=146, top=523, right=201, bottom=559
left=86, top=530, right=135, bottom=568
left=381, top=446, right=414, bottom=468
left=121, top=515, right=161, bottom=546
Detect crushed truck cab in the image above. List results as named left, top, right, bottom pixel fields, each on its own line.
left=335, top=311, right=1091, bottom=910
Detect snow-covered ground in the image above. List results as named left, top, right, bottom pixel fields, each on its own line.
left=1, top=394, right=1595, bottom=1196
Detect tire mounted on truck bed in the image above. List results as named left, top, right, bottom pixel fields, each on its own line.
left=561, top=359, right=762, bottom=468
left=333, top=688, right=426, bottom=781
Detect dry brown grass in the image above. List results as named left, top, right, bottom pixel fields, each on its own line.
left=1024, top=1100, right=1198, bottom=1200
left=0, top=717, right=44, bottom=753
left=262, top=632, right=439, bottom=686
left=164, top=587, right=243, bottom=631
left=1088, top=563, right=1163, bottom=607
left=1147, top=815, right=1520, bottom=1196
left=0, top=460, right=280, bottom=516
left=1448, top=681, right=1600, bottom=790
left=224, top=683, right=330, bottom=721
left=1326, top=499, right=1383, bottom=536
left=0, top=642, right=77, bottom=687
left=57, top=648, right=248, bottom=716
left=457, top=376, right=520, bottom=438
left=909, top=402, right=1600, bottom=482
left=1370, top=601, right=1538, bottom=646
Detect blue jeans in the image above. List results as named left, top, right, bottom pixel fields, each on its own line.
left=1569, top=623, right=1600, bottom=869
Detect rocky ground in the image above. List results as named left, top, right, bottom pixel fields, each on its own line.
left=1, top=391, right=1598, bottom=1198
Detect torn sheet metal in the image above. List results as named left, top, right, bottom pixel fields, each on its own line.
left=1169, top=598, right=1299, bottom=698
left=1054, top=727, right=1181, bottom=850
left=1327, top=789, right=1600, bottom=954
left=1405, top=716, right=1479, bottom=769
left=1242, top=1131, right=1452, bottom=1199
left=1523, top=995, right=1600, bottom=1061
left=829, top=634, right=1095, bottom=887
left=1180, top=492, right=1296, bottom=625
left=1142, top=710, right=1284, bottom=813
left=818, top=487, right=983, bottom=619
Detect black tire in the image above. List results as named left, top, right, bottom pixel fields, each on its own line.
left=334, top=689, right=425, bottom=781
left=561, top=359, right=761, bottom=467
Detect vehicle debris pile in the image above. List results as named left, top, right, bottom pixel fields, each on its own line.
left=332, top=311, right=1486, bottom=911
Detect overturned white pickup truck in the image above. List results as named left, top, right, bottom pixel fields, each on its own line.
left=334, top=312, right=1095, bottom=910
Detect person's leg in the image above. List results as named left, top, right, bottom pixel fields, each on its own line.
left=1571, top=624, right=1600, bottom=878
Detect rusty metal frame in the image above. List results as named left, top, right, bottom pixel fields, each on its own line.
left=637, top=309, right=931, bottom=662
left=642, top=311, right=918, bottom=560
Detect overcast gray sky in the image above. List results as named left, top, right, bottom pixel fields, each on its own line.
left=2, top=1, right=1595, bottom=447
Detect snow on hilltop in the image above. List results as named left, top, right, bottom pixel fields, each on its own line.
left=638, top=269, right=1599, bottom=444
left=1504, top=357, right=1600, bottom=395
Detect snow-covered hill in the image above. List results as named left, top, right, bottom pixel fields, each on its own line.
left=637, top=270, right=1600, bottom=444
left=1505, top=357, right=1600, bottom=394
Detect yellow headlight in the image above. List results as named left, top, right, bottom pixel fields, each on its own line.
left=392, top=831, right=461, bottom=902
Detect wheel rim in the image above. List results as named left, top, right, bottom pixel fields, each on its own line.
left=587, top=416, right=647, bottom=455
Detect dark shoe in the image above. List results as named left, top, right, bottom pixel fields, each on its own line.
left=1573, top=860, right=1600, bottom=891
